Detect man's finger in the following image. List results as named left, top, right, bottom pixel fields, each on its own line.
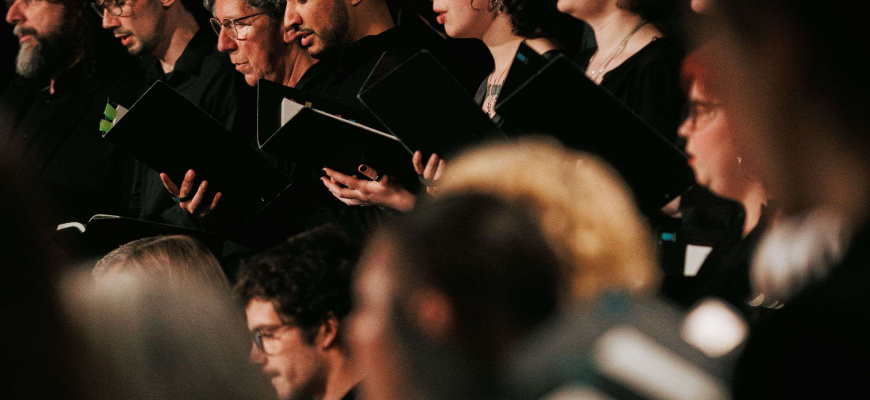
left=183, top=180, right=208, bottom=214
left=423, top=153, right=440, bottom=179
left=412, top=151, right=425, bottom=175
left=160, top=172, right=180, bottom=196
left=209, top=192, right=222, bottom=211
left=433, top=159, right=446, bottom=180
left=179, top=169, right=196, bottom=199
left=321, top=177, right=365, bottom=201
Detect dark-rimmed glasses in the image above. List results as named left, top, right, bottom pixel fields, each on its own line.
left=210, top=12, right=265, bottom=40
left=91, top=0, right=132, bottom=17
left=685, top=100, right=723, bottom=131
left=251, top=323, right=291, bottom=353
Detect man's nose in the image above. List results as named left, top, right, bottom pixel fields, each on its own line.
left=249, top=343, right=267, bottom=365
left=6, top=0, right=24, bottom=26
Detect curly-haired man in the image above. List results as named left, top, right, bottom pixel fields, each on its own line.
left=235, top=225, right=361, bottom=400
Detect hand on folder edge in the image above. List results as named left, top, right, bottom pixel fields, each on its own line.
left=160, top=169, right=222, bottom=218
left=412, top=151, right=445, bottom=196
left=321, top=166, right=417, bottom=212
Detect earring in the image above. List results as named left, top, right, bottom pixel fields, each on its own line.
left=489, top=0, right=505, bottom=12
left=737, top=156, right=743, bottom=164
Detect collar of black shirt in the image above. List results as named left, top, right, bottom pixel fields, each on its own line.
left=329, top=27, right=404, bottom=74
left=143, top=28, right=217, bottom=83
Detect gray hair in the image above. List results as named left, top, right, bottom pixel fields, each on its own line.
left=203, top=0, right=285, bottom=19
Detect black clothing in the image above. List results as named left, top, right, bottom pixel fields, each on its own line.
left=296, top=27, right=423, bottom=112
left=0, top=51, right=144, bottom=224
left=340, top=386, right=358, bottom=400
left=732, top=221, right=870, bottom=399
left=126, top=29, right=247, bottom=228
left=662, top=200, right=768, bottom=316
left=575, top=36, right=685, bottom=143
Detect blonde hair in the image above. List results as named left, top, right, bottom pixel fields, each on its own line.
left=438, top=138, right=659, bottom=300
left=93, top=235, right=229, bottom=290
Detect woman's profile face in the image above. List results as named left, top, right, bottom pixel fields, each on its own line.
left=431, top=0, right=497, bottom=39
left=678, top=83, right=745, bottom=200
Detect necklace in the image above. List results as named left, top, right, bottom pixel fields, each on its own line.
left=587, top=19, right=648, bottom=83
left=484, top=68, right=509, bottom=117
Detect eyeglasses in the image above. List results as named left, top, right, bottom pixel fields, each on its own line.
left=251, top=323, right=292, bottom=353
left=685, top=100, right=722, bottom=131
left=210, top=12, right=265, bottom=40
left=90, top=0, right=132, bottom=17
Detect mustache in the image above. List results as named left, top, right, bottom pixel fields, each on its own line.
left=12, top=26, right=38, bottom=37
left=113, top=29, right=133, bottom=37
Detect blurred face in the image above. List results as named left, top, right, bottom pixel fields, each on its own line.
left=430, top=0, right=495, bottom=39
left=284, top=0, right=348, bottom=58
left=100, top=0, right=166, bottom=56
left=349, top=239, right=413, bottom=400
left=5, top=0, right=75, bottom=78
left=246, top=299, right=327, bottom=400
left=556, top=0, right=610, bottom=21
left=678, top=83, right=745, bottom=200
left=214, top=0, right=288, bottom=85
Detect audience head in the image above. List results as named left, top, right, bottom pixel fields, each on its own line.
left=351, top=194, right=564, bottom=400
left=205, top=0, right=291, bottom=85
left=64, top=275, right=273, bottom=400
left=711, top=0, right=870, bottom=218
left=93, top=235, right=229, bottom=290
left=96, top=0, right=208, bottom=57
left=234, top=225, right=360, bottom=400
left=502, top=0, right=584, bottom=45
left=678, top=43, right=760, bottom=202
left=5, top=0, right=116, bottom=79
left=438, top=139, right=659, bottom=301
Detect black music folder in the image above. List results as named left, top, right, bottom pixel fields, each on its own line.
left=357, top=50, right=506, bottom=158
left=102, top=81, right=292, bottom=227
left=495, top=55, right=695, bottom=211
left=256, top=80, right=418, bottom=188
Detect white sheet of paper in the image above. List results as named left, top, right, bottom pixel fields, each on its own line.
left=684, top=245, right=713, bottom=277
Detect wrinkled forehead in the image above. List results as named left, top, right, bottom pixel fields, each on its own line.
left=212, top=0, right=258, bottom=19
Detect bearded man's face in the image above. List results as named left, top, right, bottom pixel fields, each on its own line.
left=6, top=0, right=78, bottom=78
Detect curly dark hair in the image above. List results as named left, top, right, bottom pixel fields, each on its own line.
left=203, top=0, right=284, bottom=19
left=234, top=225, right=360, bottom=344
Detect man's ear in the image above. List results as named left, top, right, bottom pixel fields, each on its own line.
left=405, top=289, right=454, bottom=343
left=316, top=313, right=341, bottom=350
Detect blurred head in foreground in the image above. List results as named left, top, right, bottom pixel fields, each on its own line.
left=234, top=226, right=361, bottom=400
left=351, top=194, right=565, bottom=400
left=93, top=235, right=229, bottom=289
left=438, top=138, right=659, bottom=301
left=710, top=0, right=870, bottom=221
left=63, top=275, right=273, bottom=400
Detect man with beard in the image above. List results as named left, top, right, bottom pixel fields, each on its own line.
left=95, top=0, right=248, bottom=227
left=1, top=0, right=143, bottom=223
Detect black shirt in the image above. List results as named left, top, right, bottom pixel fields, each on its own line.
left=296, top=27, right=423, bottom=112
left=126, top=29, right=247, bottom=228
left=575, top=36, right=685, bottom=143
left=0, top=50, right=144, bottom=224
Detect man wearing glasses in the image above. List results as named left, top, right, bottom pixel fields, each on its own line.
left=1, top=0, right=143, bottom=223
left=93, top=0, right=248, bottom=227
left=157, top=0, right=316, bottom=220
left=235, top=226, right=362, bottom=400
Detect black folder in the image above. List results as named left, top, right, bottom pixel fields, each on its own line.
left=256, top=80, right=418, bottom=187
left=495, top=55, right=695, bottom=211
left=357, top=50, right=506, bottom=158
left=103, top=81, right=292, bottom=227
